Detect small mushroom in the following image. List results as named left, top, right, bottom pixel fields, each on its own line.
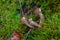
left=28, top=18, right=32, bottom=23
left=20, top=17, right=34, bottom=28
left=34, top=8, right=41, bottom=14
left=20, top=17, right=26, bottom=23
left=34, top=8, right=44, bottom=26
left=28, top=18, right=41, bottom=28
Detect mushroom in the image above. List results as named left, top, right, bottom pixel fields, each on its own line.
left=20, top=17, right=26, bottom=23
left=20, top=17, right=34, bottom=40
left=20, top=17, right=34, bottom=28
left=28, top=18, right=41, bottom=28
left=34, top=8, right=41, bottom=14
left=34, top=8, right=44, bottom=26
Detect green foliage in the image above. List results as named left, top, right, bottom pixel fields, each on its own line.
left=0, top=0, right=60, bottom=40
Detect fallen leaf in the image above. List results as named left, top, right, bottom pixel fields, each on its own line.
left=11, top=30, right=21, bottom=40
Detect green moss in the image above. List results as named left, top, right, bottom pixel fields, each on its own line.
left=0, top=0, right=60, bottom=40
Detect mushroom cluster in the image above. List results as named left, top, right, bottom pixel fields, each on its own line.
left=20, top=8, right=44, bottom=29
left=10, top=8, right=44, bottom=40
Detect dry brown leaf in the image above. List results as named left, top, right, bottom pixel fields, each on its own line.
left=11, top=30, right=21, bottom=40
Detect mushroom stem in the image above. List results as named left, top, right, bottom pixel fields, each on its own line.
left=21, top=17, right=34, bottom=28
left=38, top=8, right=44, bottom=26
left=24, top=20, right=34, bottom=28
left=28, top=18, right=41, bottom=28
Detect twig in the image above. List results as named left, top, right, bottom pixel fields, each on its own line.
left=24, top=28, right=32, bottom=40
left=17, top=0, right=25, bottom=16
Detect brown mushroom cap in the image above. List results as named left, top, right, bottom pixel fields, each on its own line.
left=34, top=8, right=41, bottom=14
left=20, top=17, right=25, bottom=23
left=28, top=18, right=32, bottom=23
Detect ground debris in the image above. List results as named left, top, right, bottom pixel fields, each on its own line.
left=0, top=24, right=3, bottom=28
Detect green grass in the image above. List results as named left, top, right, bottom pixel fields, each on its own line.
left=0, top=0, right=60, bottom=40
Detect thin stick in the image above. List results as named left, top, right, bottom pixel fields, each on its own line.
left=24, top=28, right=32, bottom=40
left=18, top=0, right=25, bottom=16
